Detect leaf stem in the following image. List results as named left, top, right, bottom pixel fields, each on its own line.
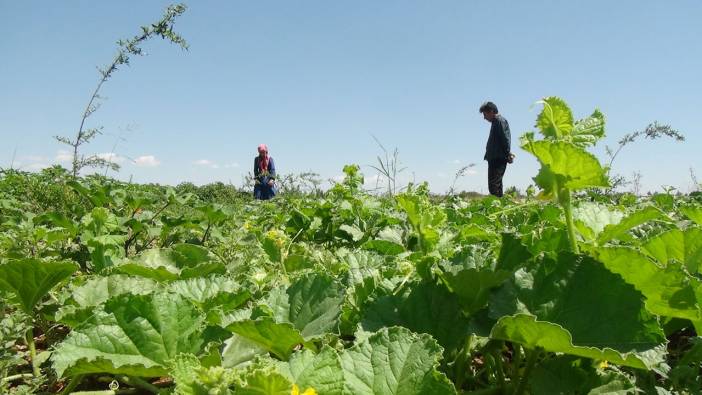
left=560, top=189, right=579, bottom=253
left=26, top=327, right=40, bottom=377
left=513, top=348, right=539, bottom=395
left=511, top=344, right=522, bottom=383
left=118, top=376, right=160, bottom=394
left=0, top=373, right=34, bottom=384
left=60, top=375, right=84, bottom=395
left=487, top=201, right=540, bottom=220
left=455, top=334, right=474, bottom=390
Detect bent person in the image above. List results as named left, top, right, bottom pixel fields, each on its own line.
left=479, top=101, right=511, bottom=197
left=253, top=144, right=277, bottom=200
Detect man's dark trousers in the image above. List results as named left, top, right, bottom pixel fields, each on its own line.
left=488, top=159, right=507, bottom=197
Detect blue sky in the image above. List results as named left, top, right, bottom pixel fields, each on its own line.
left=1, top=1, right=700, bottom=194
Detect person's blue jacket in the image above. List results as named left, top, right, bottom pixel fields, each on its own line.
left=484, top=114, right=511, bottom=162
left=253, top=156, right=276, bottom=200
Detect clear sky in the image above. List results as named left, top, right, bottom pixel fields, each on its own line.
left=1, top=1, right=700, bottom=194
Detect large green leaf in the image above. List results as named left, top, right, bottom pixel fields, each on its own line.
left=521, top=140, right=609, bottom=196
left=52, top=292, right=206, bottom=377
left=70, top=275, right=157, bottom=307
left=597, top=206, right=663, bottom=245
left=221, top=334, right=267, bottom=369
left=491, top=253, right=665, bottom=359
left=362, top=228, right=405, bottom=255
left=597, top=247, right=702, bottom=324
left=496, top=233, right=532, bottom=272
left=57, top=275, right=158, bottom=326
left=491, top=315, right=657, bottom=369
left=642, top=228, right=702, bottom=275
left=360, top=281, right=471, bottom=353
left=0, top=259, right=77, bottom=313
left=681, top=206, right=702, bottom=226
left=114, top=244, right=225, bottom=281
left=266, top=273, right=345, bottom=339
left=226, top=318, right=306, bottom=360
left=442, top=268, right=511, bottom=315
left=362, top=240, right=405, bottom=256
left=535, top=97, right=574, bottom=139
left=340, top=327, right=456, bottom=395
left=169, top=276, right=251, bottom=311
left=573, top=202, right=624, bottom=242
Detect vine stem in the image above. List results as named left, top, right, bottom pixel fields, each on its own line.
left=118, top=375, right=160, bottom=394
left=455, top=334, right=474, bottom=390
left=26, top=327, right=40, bottom=377
left=59, top=375, right=84, bottom=395
left=513, top=348, right=539, bottom=395
left=560, top=188, right=580, bottom=253
left=1, top=373, right=34, bottom=384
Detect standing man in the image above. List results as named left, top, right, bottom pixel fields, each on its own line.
left=479, top=101, right=511, bottom=197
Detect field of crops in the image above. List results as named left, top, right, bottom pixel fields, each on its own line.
left=2, top=99, right=702, bottom=394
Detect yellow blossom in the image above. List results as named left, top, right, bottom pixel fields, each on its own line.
left=291, top=384, right=317, bottom=395
left=598, top=360, right=609, bottom=369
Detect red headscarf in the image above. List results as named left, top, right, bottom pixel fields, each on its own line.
left=257, top=144, right=269, bottom=173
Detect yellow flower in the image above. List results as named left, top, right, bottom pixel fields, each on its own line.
left=598, top=360, right=609, bottom=369
left=291, top=384, right=317, bottom=395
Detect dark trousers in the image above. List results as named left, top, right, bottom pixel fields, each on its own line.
left=487, top=159, right=507, bottom=197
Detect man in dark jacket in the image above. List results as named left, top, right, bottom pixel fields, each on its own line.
left=480, top=101, right=511, bottom=197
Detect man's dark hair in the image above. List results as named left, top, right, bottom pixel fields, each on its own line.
left=479, top=101, right=498, bottom=114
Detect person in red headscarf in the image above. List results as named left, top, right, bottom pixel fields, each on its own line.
left=253, top=144, right=277, bottom=200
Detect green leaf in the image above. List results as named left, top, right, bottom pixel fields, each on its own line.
left=339, top=224, right=364, bottom=242
left=535, top=97, right=574, bottom=139
left=680, top=205, right=702, bottom=226
left=496, top=233, right=532, bottom=272
left=283, top=347, right=344, bottom=395
left=362, top=240, right=405, bottom=256
left=573, top=202, right=624, bottom=241
left=57, top=275, right=158, bottom=326
left=238, top=369, right=292, bottom=395
left=361, top=281, right=471, bottom=353
left=52, top=292, right=206, bottom=377
left=597, top=247, right=702, bottom=324
left=221, top=334, right=267, bottom=369
left=0, top=259, right=77, bottom=314
left=491, top=315, right=655, bottom=369
left=169, top=276, right=251, bottom=311
left=597, top=206, right=663, bottom=245
left=571, top=109, right=606, bottom=147
left=71, top=275, right=157, bottom=308
left=114, top=244, right=224, bottom=281
left=442, top=268, right=511, bottom=315
left=267, top=273, right=345, bottom=339
left=521, top=140, right=609, bottom=196
left=226, top=318, right=305, bottom=360
left=340, top=327, right=456, bottom=394
left=642, top=228, right=702, bottom=275
left=492, top=253, right=666, bottom=362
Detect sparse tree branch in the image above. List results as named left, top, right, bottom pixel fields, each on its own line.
left=54, top=3, right=189, bottom=177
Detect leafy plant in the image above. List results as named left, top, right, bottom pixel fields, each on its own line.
left=0, top=259, right=77, bottom=377
left=521, top=96, right=610, bottom=252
